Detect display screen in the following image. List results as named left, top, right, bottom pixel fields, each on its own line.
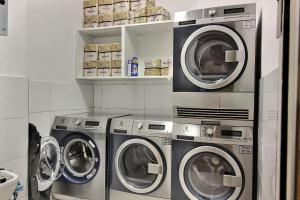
left=149, top=124, right=165, bottom=130
left=85, top=121, right=99, bottom=127
left=221, top=130, right=242, bottom=137
left=224, top=7, right=245, bottom=14
left=179, top=20, right=196, bottom=26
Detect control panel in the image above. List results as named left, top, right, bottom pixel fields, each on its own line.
left=53, top=116, right=105, bottom=133
left=173, top=123, right=253, bottom=146
left=132, top=120, right=173, bottom=137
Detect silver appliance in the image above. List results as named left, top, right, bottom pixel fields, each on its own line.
left=172, top=120, right=253, bottom=200
left=0, top=0, right=7, bottom=36
left=109, top=116, right=173, bottom=199
left=173, top=4, right=258, bottom=122
left=36, top=113, right=125, bottom=200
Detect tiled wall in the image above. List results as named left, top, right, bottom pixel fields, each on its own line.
left=0, top=76, right=28, bottom=200
left=29, top=80, right=94, bottom=137
left=93, top=82, right=172, bottom=117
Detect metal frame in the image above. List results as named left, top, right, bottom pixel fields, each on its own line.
left=178, top=146, right=243, bottom=200
left=115, top=138, right=165, bottom=194
left=180, top=25, right=246, bottom=90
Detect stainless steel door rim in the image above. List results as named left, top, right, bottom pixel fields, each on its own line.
left=115, top=138, right=165, bottom=194
left=179, top=146, right=243, bottom=200
left=180, top=25, right=246, bottom=90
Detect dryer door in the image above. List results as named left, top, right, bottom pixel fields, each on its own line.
left=115, top=138, right=165, bottom=194
left=181, top=25, right=246, bottom=90
left=179, top=146, right=243, bottom=200
left=37, top=136, right=64, bottom=192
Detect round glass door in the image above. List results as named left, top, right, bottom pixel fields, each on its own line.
left=37, top=136, right=63, bottom=192
left=63, top=138, right=97, bottom=178
left=179, top=146, right=243, bottom=200
left=181, top=25, right=246, bottom=90
left=115, top=139, right=165, bottom=194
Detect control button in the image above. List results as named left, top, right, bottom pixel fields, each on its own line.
left=136, top=122, right=143, bottom=130
left=75, top=120, right=81, bottom=126
left=206, top=128, right=214, bottom=137
left=208, top=9, right=216, bottom=17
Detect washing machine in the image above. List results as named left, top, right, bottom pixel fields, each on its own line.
left=35, top=113, right=125, bottom=200
left=172, top=120, right=253, bottom=200
left=173, top=4, right=258, bottom=121
left=109, top=116, right=173, bottom=199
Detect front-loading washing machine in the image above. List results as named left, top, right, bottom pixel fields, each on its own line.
left=35, top=113, right=125, bottom=200
left=173, top=4, right=258, bottom=122
left=172, top=120, right=253, bottom=200
left=109, top=115, right=173, bottom=199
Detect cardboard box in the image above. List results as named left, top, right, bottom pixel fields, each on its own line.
left=83, top=68, right=98, bottom=77
left=114, top=19, right=128, bottom=25
left=160, top=67, right=169, bottom=76
left=113, top=11, right=129, bottom=21
left=84, top=52, right=98, bottom=62
left=98, top=68, right=111, bottom=77
left=84, top=44, right=98, bottom=52
left=83, top=15, right=98, bottom=28
left=145, top=58, right=161, bottom=68
left=98, top=0, right=113, bottom=5
left=84, top=0, right=98, bottom=17
left=139, top=17, right=147, bottom=23
left=114, top=2, right=130, bottom=12
left=98, top=44, right=112, bottom=52
left=139, top=0, right=155, bottom=9
left=111, top=43, right=122, bottom=51
left=130, top=1, right=139, bottom=11
left=144, top=68, right=160, bottom=76
left=112, top=60, right=122, bottom=68
left=99, top=5, right=113, bottom=14
left=147, top=6, right=169, bottom=17
left=99, top=60, right=112, bottom=68
left=99, top=52, right=112, bottom=61
left=111, top=67, right=122, bottom=76
left=83, top=61, right=99, bottom=68
left=112, top=52, right=122, bottom=61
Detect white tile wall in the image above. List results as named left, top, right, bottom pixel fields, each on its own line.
left=29, top=80, right=94, bottom=135
left=0, top=76, right=28, bottom=199
left=50, top=82, right=93, bottom=111
left=102, top=85, right=145, bottom=110
left=29, top=80, right=51, bottom=113
left=95, top=83, right=173, bottom=116
left=0, top=76, right=28, bottom=120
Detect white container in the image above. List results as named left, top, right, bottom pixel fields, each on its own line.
left=112, top=51, right=122, bottom=61
left=84, top=52, right=98, bottom=62
left=0, top=170, right=19, bottom=200
left=83, top=68, right=98, bottom=77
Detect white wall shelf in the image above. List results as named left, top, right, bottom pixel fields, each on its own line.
left=76, top=21, right=174, bottom=81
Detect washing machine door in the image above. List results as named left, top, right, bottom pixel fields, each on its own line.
left=37, top=136, right=64, bottom=192
left=181, top=25, right=246, bottom=90
left=61, top=133, right=100, bottom=184
left=115, top=138, right=165, bottom=194
left=179, top=146, right=243, bottom=200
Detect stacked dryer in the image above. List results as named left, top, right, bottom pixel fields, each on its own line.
left=172, top=3, right=258, bottom=200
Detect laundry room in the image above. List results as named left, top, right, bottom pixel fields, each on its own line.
left=0, top=0, right=300, bottom=200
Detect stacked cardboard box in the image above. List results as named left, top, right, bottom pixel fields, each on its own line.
left=83, top=0, right=171, bottom=28
left=83, top=43, right=122, bottom=77
left=144, top=58, right=172, bottom=76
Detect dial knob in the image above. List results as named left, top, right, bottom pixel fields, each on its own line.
left=206, top=128, right=214, bottom=137
left=208, top=9, right=216, bottom=17
left=136, top=122, right=143, bottom=130
left=75, top=120, right=81, bottom=126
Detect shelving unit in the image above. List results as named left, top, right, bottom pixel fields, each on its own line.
left=76, top=20, right=173, bottom=81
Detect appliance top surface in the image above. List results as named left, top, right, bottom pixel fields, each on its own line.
left=114, top=114, right=173, bottom=123
left=174, top=3, right=256, bottom=23
left=61, top=112, right=130, bottom=120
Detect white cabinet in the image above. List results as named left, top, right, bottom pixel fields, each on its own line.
left=76, top=21, right=173, bottom=81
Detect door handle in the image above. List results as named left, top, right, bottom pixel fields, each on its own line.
left=148, top=163, right=163, bottom=175
left=223, top=175, right=243, bottom=187
left=225, top=50, right=245, bottom=62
